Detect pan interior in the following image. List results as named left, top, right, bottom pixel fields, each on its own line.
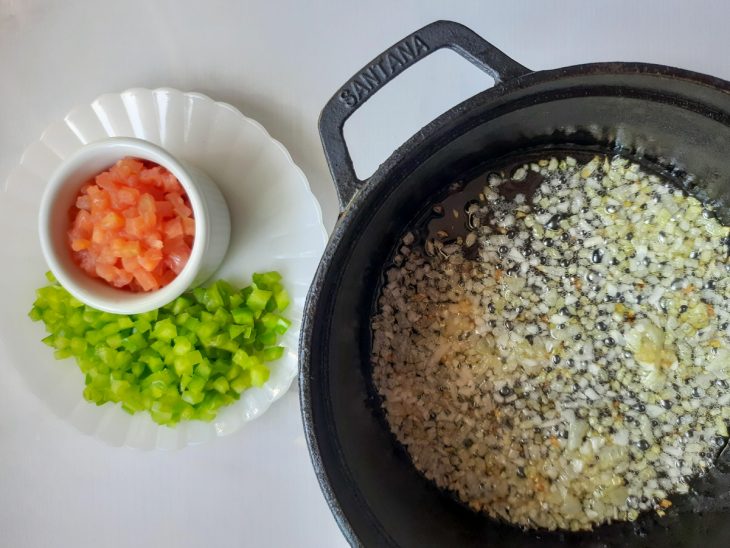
left=370, top=145, right=730, bottom=538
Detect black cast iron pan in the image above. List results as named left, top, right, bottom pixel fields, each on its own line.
left=300, top=20, right=730, bottom=547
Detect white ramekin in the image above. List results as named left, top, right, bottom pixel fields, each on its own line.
left=38, top=137, right=231, bottom=314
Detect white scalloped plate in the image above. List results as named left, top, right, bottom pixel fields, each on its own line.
left=0, top=88, right=327, bottom=450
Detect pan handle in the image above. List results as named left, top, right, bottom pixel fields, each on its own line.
left=319, top=20, right=531, bottom=208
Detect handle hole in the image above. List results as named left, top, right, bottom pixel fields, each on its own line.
left=343, top=48, right=495, bottom=181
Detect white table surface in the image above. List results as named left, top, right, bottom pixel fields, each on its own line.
left=2, top=1, right=730, bottom=546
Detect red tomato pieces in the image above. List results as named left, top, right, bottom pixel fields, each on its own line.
left=68, top=157, right=195, bottom=292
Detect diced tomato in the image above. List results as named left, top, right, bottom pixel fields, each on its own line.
left=138, top=193, right=155, bottom=215
left=75, top=195, right=90, bottom=210
left=91, top=226, right=106, bottom=244
left=110, top=238, right=141, bottom=258
left=163, top=237, right=191, bottom=275
left=111, top=269, right=134, bottom=288
left=138, top=247, right=163, bottom=272
left=139, top=166, right=163, bottom=185
left=161, top=172, right=181, bottom=193
left=95, top=263, right=117, bottom=283
left=96, top=172, right=118, bottom=194
left=153, top=262, right=177, bottom=287
left=155, top=200, right=175, bottom=218
left=133, top=269, right=158, bottom=291
left=138, top=193, right=156, bottom=227
left=70, top=239, right=91, bottom=251
left=121, top=256, right=138, bottom=272
left=100, top=212, right=124, bottom=231
left=117, top=186, right=140, bottom=207
left=144, top=231, right=164, bottom=249
left=68, top=157, right=195, bottom=292
left=74, top=210, right=93, bottom=234
left=160, top=270, right=177, bottom=286
left=96, top=244, right=117, bottom=265
left=78, top=251, right=95, bottom=272
left=182, top=217, right=195, bottom=237
left=117, top=157, right=144, bottom=176
left=165, top=192, right=192, bottom=218
left=163, top=218, right=183, bottom=239
left=124, top=216, right=146, bottom=238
